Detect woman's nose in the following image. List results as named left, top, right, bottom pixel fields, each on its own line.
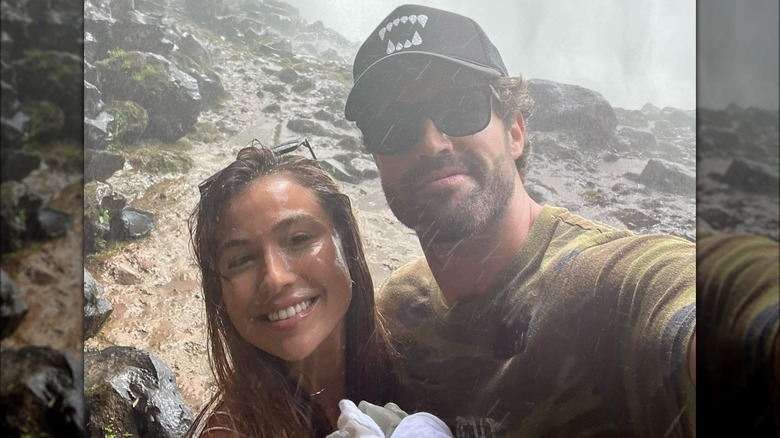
left=262, top=250, right=297, bottom=293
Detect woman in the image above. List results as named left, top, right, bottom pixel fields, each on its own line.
left=186, top=144, right=397, bottom=437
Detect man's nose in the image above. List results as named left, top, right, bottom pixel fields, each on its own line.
left=414, top=117, right=453, bottom=157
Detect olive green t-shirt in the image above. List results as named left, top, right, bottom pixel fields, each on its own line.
left=377, top=205, right=696, bottom=437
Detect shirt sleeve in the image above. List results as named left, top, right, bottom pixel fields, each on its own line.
left=696, top=233, right=780, bottom=436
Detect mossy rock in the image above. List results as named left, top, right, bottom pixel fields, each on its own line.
left=95, top=50, right=202, bottom=142
left=31, top=139, right=84, bottom=174
left=105, top=100, right=148, bottom=144
left=187, top=121, right=222, bottom=144
left=129, top=146, right=194, bottom=175
left=19, top=100, right=65, bottom=144
left=10, top=49, right=82, bottom=139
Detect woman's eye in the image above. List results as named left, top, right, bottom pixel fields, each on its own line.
left=288, top=233, right=313, bottom=247
left=226, top=254, right=254, bottom=270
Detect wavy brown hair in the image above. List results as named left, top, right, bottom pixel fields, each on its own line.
left=186, top=145, right=396, bottom=437
left=495, top=75, right=535, bottom=181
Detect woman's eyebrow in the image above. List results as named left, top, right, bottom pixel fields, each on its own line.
left=270, top=213, right=319, bottom=234
left=217, top=237, right=250, bottom=254
left=217, top=213, right=321, bottom=254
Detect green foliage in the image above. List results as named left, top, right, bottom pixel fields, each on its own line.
left=188, top=122, right=221, bottom=143
left=13, top=49, right=80, bottom=93
left=98, top=209, right=110, bottom=225
left=103, top=418, right=132, bottom=438
left=173, top=139, right=192, bottom=152
left=131, top=145, right=194, bottom=175
left=97, top=50, right=166, bottom=91
left=19, top=423, right=49, bottom=438
left=14, top=209, right=27, bottom=226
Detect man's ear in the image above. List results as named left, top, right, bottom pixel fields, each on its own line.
left=508, top=112, right=525, bottom=159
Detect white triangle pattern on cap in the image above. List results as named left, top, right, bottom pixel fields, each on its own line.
left=380, top=14, right=428, bottom=53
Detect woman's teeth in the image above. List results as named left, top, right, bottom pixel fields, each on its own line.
left=266, top=298, right=314, bottom=322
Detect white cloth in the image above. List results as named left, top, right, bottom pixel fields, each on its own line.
left=326, top=399, right=453, bottom=438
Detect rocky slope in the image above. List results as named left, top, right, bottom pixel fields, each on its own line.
left=76, top=0, right=708, bottom=423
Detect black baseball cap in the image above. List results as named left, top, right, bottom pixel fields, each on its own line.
left=344, top=4, right=508, bottom=121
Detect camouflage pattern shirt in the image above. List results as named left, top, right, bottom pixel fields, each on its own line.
left=377, top=205, right=696, bottom=437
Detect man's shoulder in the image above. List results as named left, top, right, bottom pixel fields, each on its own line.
left=376, top=257, right=432, bottom=305
left=540, top=205, right=694, bottom=249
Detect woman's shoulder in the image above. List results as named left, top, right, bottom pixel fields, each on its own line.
left=189, top=399, right=237, bottom=438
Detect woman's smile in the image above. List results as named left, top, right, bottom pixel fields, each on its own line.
left=217, top=175, right=353, bottom=362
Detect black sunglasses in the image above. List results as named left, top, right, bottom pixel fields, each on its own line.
left=197, top=137, right=317, bottom=196
left=357, top=85, right=500, bottom=155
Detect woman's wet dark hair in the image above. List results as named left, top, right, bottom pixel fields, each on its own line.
left=187, top=145, right=396, bottom=437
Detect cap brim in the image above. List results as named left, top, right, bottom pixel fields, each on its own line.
left=344, top=52, right=503, bottom=121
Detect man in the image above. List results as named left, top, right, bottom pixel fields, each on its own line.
left=343, top=4, right=778, bottom=437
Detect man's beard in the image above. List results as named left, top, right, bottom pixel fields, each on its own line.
left=382, top=147, right=516, bottom=244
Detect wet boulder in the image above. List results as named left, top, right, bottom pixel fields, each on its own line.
left=168, top=50, right=226, bottom=108
left=95, top=50, right=202, bottom=142
left=85, top=149, right=126, bottom=182
left=661, top=107, right=695, bottom=130
left=287, top=118, right=340, bottom=138
left=33, top=207, right=71, bottom=240
left=84, top=268, right=113, bottom=340
left=1, top=269, right=27, bottom=339
left=321, top=158, right=359, bottom=183
left=0, top=181, right=45, bottom=253
left=86, top=0, right=174, bottom=60
left=349, top=157, right=380, bottom=179
left=336, top=136, right=361, bottom=151
left=1, top=149, right=41, bottom=182
left=530, top=132, right=585, bottom=162
left=179, top=32, right=213, bottom=69
left=278, top=67, right=299, bottom=83
left=85, top=346, right=194, bottom=438
left=105, top=100, right=149, bottom=144
left=294, top=22, right=360, bottom=65
left=0, top=79, right=24, bottom=149
left=0, top=0, right=83, bottom=57
left=18, top=100, right=65, bottom=144
left=84, top=80, right=105, bottom=119
left=610, top=207, right=661, bottom=231
left=617, top=127, right=657, bottom=154
left=85, top=110, right=115, bottom=152
left=650, top=119, right=678, bottom=139
left=329, top=152, right=380, bottom=181
left=9, top=50, right=83, bottom=140
left=526, top=78, right=618, bottom=151
left=614, top=107, right=649, bottom=129
left=183, top=0, right=226, bottom=27
left=84, top=181, right=126, bottom=254
left=634, top=158, right=695, bottom=196
left=0, top=346, right=85, bottom=437
left=111, top=206, right=157, bottom=241
left=719, top=158, right=780, bottom=198
left=698, top=127, right=742, bottom=157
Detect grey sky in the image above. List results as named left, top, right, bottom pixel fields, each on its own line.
left=285, top=0, right=696, bottom=110
left=698, top=0, right=779, bottom=110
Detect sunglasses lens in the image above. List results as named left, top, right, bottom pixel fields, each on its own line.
left=434, top=87, right=492, bottom=137
left=360, top=86, right=492, bottom=154
left=360, top=109, right=421, bottom=154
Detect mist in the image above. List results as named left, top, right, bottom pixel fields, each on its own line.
left=698, top=0, right=779, bottom=110
left=284, top=0, right=696, bottom=110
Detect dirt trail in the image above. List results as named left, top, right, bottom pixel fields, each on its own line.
left=83, top=38, right=422, bottom=413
